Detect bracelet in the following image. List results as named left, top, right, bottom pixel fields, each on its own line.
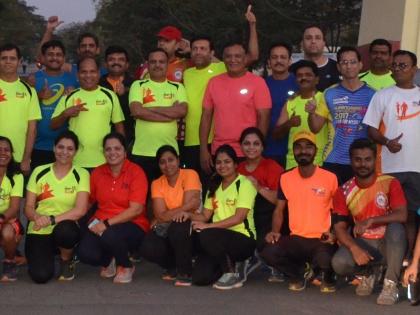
left=49, top=215, right=56, bottom=226
left=384, top=138, right=390, bottom=146
left=103, top=219, right=110, bottom=228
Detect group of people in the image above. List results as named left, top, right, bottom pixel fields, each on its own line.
left=0, top=5, right=420, bottom=307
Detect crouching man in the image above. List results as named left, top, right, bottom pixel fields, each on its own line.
left=332, top=138, right=407, bottom=305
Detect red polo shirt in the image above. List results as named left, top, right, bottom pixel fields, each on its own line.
left=90, top=159, right=150, bottom=232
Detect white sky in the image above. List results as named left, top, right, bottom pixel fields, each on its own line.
left=26, top=0, right=96, bottom=25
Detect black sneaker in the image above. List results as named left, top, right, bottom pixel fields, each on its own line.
left=1, top=261, right=18, bottom=282
left=320, top=271, right=336, bottom=293
left=58, top=259, right=75, bottom=281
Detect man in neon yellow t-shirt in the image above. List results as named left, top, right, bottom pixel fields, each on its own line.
left=51, top=57, right=125, bottom=169
left=359, top=39, right=395, bottom=91
left=0, top=44, right=41, bottom=174
left=273, top=60, right=328, bottom=169
left=183, top=36, right=226, bottom=172
left=129, top=48, right=188, bottom=182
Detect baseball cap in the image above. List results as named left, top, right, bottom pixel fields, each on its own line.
left=157, top=26, right=182, bottom=41
left=293, top=130, right=316, bottom=145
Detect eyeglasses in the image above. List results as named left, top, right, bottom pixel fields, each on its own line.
left=391, top=62, right=411, bottom=70
left=338, top=60, right=359, bottom=66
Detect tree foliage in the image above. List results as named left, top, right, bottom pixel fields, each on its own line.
left=56, top=0, right=362, bottom=67
left=0, top=0, right=45, bottom=60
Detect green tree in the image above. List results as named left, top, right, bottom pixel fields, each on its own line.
left=0, top=0, right=45, bottom=60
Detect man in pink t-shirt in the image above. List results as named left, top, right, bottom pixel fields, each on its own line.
left=199, top=42, right=271, bottom=173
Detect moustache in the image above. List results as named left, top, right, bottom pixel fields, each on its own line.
left=299, top=79, right=309, bottom=84
left=111, top=64, right=122, bottom=68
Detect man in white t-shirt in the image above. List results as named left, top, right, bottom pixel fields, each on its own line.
left=363, top=49, right=420, bottom=260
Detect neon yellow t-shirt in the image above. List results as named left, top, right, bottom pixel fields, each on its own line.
left=204, top=175, right=256, bottom=238
left=26, top=164, right=90, bottom=235
left=183, top=62, right=226, bottom=146
left=52, top=87, right=125, bottom=168
left=359, top=71, right=395, bottom=91
left=0, top=173, right=24, bottom=213
left=129, top=79, right=187, bottom=156
left=285, top=91, right=328, bottom=169
left=0, top=79, right=41, bottom=162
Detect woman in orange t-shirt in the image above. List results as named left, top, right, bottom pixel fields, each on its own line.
left=140, top=145, right=201, bottom=287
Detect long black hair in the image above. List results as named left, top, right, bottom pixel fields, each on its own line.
left=0, top=136, right=21, bottom=179
left=207, top=144, right=238, bottom=198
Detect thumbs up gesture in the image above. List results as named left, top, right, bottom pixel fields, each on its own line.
left=289, top=111, right=301, bottom=127
left=386, top=133, right=403, bottom=153
left=305, top=97, right=317, bottom=114
left=38, top=79, right=53, bottom=100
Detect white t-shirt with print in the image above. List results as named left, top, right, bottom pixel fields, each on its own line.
left=363, top=85, right=420, bottom=173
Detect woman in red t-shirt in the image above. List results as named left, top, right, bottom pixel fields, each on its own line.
left=78, top=132, right=149, bottom=284
left=238, top=127, right=284, bottom=249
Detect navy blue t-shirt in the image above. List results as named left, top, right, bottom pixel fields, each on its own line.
left=264, top=74, right=298, bottom=158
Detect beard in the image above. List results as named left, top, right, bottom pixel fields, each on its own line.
left=354, top=167, right=375, bottom=179
left=295, top=154, right=315, bottom=166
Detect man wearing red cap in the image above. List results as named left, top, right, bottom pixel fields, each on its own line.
left=134, top=25, right=190, bottom=83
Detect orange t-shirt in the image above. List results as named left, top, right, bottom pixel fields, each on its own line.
left=278, top=166, right=338, bottom=238
left=151, top=169, right=201, bottom=210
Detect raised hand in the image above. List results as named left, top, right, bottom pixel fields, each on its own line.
left=38, top=79, right=53, bottom=100
left=47, top=16, right=64, bottom=32
left=245, top=4, right=256, bottom=24
left=305, top=97, right=317, bottom=114
left=64, top=103, right=88, bottom=118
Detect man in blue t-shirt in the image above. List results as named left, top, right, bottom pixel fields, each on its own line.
left=306, top=46, right=375, bottom=184
left=264, top=42, right=298, bottom=166
left=30, top=40, right=78, bottom=168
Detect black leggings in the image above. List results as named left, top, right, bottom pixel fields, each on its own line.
left=25, top=220, right=80, bottom=284
left=78, top=222, right=145, bottom=268
left=193, top=228, right=256, bottom=286
left=140, top=221, right=195, bottom=275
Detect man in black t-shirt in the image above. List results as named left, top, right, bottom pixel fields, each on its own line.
left=291, top=25, right=340, bottom=91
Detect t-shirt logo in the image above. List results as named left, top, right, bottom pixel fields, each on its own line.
left=312, top=187, right=326, bottom=196
left=163, top=93, right=174, bottom=99
left=65, top=186, right=76, bottom=194
left=143, top=88, right=155, bottom=104
left=375, top=192, right=388, bottom=209
left=16, top=92, right=25, bottom=98
left=226, top=198, right=236, bottom=206
left=73, top=98, right=84, bottom=106
left=96, top=99, right=106, bottom=106
left=396, top=101, right=420, bottom=121
left=174, top=70, right=183, bottom=81
left=38, top=183, right=54, bottom=201
left=240, top=89, right=248, bottom=95
left=0, top=88, right=7, bottom=102
left=212, top=198, right=218, bottom=210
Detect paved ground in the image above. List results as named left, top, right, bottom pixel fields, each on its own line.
left=0, top=260, right=419, bottom=315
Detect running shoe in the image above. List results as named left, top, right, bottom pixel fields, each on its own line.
left=113, top=266, right=135, bottom=284
left=213, top=272, right=243, bottom=290
left=100, top=258, right=116, bottom=278
left=174, top=275, right=192, bottom=287
left=1, top=261, right=18, bottom=282
left=58, top=259, right=75, bottom=281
